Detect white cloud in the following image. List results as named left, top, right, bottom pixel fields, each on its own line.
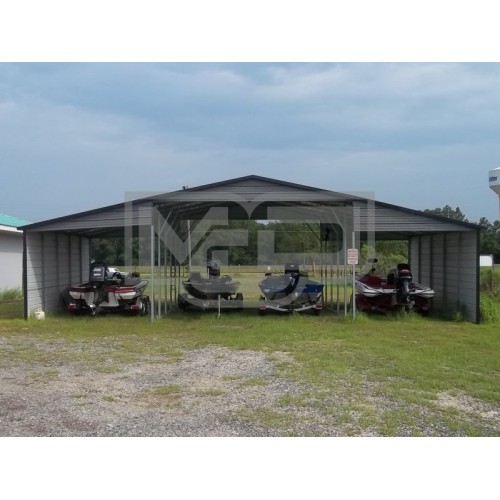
left=2, top=62, right=500, bottom=223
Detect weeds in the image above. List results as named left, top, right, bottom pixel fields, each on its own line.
left=0, top=288, right=23, bottom=301
left=480, top=294, right=500, bottom=323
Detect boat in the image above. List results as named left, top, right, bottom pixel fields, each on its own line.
left=66, top=262, right=150, bottom=316
left=258, top=263, right=324, bottom=314
left=354, top=259, right=434, bottom=314
left=177, top=261, right=243, bottom=311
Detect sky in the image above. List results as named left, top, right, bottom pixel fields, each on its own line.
left=2, top=62, right=500, bottom=225
left=2, top=3, right=500, bottom=226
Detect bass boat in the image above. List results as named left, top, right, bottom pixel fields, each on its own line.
left=354, top=259, right=434, bottom=314
left=66, top=262, right=150, bottom=316
left=258, top=263, right=323, bottom=314
left=178, top=261, right=243, bottom=311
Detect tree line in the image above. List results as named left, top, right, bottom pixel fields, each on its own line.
left=423, top=205, right=500, bottom=259
left=90, top=205, right=499, bottom=266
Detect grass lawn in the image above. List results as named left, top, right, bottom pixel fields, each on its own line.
left=0, top=299, right=23, bottom=319
left=1, top=300, right=499, bottom=436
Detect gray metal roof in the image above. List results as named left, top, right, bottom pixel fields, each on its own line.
left=20, top=174, right=479, bottom=238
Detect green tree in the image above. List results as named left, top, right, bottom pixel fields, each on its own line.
left=423, top=205, right=500, bottom=260
left=477, top=217, right=500, bottom=257
left=360, top=240, right=408, bottom=277
left=89, top=237, right=141, bottom=266
left=423, top=205, right=469, bottom=222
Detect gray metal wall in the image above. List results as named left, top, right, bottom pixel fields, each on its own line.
left=410, top=231, right=479, bottom=322
left=24, top=232, right=89, bottom=317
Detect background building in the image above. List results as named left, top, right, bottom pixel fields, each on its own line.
left=0, top=213, right=30, bottom=290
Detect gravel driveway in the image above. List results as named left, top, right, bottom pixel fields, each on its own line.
left=0, top=338, right=340, bottom=437
left=2, top=334, right=499, bottom=437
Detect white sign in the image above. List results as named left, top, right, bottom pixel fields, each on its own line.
left=347, top=248, right=358, bottom=265
left=480, top=255, right=494, bottom=267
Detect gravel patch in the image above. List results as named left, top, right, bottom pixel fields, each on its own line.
left=1, top=335, right=499, bottom=436
left=435, top=392, right=500, bottom=433
left=0, top=344, right=325, bottom=436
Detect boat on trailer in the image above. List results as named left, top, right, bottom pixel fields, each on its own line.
left=66, top=262, right=150, bottom=316
left=258, top=263, right=324, bottom=315
left=354, top=259, right=434, bottom=314
left=177, top=261, right=243, bottom=311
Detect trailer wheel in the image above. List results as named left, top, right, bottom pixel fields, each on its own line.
left=139, top=296, right=150, bottom=316
left=235, top=293, right=244, bottom=310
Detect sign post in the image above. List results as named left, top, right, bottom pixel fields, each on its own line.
left=347, top=236, right=358, bottom=320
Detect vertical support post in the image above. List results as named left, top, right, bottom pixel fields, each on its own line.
left=418, top=235, right=422, bottom=283
left=443, top=232, right=447, bottom=310
left=164, top=244, right=168, bottom=315
left=429, top=234, right=434, bottom=290
left=336, top=233, right=340, bottom=315
left=124, top=198, right=133, bottom=277
left=55, top=234, right=60, bottom=302
left=187, top=219, right=192, bottom=272
left=475, top=228, right=481, bottom=324
left=321, top=240, right=326, bottom=307
left=457, top=231, right=462, bottom=306
left=343, top=226, right=348, bottom=316
left=352, top=231, right=356, bottom=321
left=150, top=224, right=155, bottom=321
left=41, top=232, right=46, bottom=312
left=22, top=231, right=28, bottom=320
left=157, top=230, right=161, bottom=318
left=79, top=236, right=83, bottom=283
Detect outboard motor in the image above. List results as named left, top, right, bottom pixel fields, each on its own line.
left=284, top=263, right=299, bottom=276
left=89, top=261, right=108, bottom=311
left=207, top=261, right=221, bottom=279
left=284, top=263, right=300, bottom=294
left=396, top=263, right=413, bottom=304
left=89, top=261, right=107, bottom=285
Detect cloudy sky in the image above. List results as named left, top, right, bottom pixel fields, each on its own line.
left=2, top=62, right=500, bottom=224
left=2, top=3, right=500, bottom=227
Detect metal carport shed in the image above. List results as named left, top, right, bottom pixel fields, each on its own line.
left=20, top=175, right=480, bottom=322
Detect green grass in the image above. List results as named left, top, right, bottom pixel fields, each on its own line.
left=1, top=301, right=500, bottom=436
left=0, top=288, right=24, bottom=320
left=29, top=369, right=60, bottom=382
left=148, top=384, right=183, bottom=396
left=0, top=298, right=23, bottom=319
left=146, top=384, right=183, bottom=408
left=0, top=287, right=23, bottom=301
left=227, top=406, right=297, bottom=434
left=240, top=377, right=270, bottom=387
